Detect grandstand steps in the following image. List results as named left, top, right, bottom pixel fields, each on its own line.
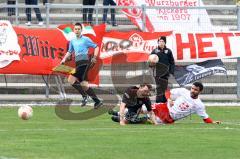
left=203, top=0, right=235, bottom=5
left=0, top=75, right=237, bottom=87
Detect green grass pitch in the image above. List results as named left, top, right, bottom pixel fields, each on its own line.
left=0, top=106, right=240, bottom=159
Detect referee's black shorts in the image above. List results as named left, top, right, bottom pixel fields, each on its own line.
left=72, top=60, right=89, bottom=82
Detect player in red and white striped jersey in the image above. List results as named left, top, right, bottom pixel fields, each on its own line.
left=152, top=82, right=221, bottom=124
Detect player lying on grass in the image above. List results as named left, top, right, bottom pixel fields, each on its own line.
left=109, top=83, right=158, bottom=126
left=151, top=82, right=221, bottom=124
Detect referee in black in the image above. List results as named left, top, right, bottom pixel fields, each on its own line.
left=149, top=36, right=175, bottom=103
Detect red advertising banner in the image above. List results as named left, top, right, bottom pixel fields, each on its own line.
left=174, top=32, right=240, bottom=62
left=100, top=31, right=240, bottom=63
left=0, top=21, right=106, bottom=85
left=100, top=30, right=172, bottom=64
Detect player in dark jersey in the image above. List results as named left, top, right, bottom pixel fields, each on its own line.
left=109, top=83, right=157, bottom=125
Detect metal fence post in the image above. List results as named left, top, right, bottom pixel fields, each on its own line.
left=55, top=75, right=66, bottom=99
left=43, top=4, right=50, bottom=98
left=15, top=0, right=19, bottom=25
left=45, top=3, right=50, bottom=28
left=141, top=4, right=146, bottom=32
left=141, top=5, right=147, bottom=83
left=42, top=75, right=50, bottom=98
left=237, top=4, right=240, bottom=98
left=95, top=0, right=99, bottom=25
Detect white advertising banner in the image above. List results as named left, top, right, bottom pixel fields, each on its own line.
left=116, top=0, right=217, bottom=32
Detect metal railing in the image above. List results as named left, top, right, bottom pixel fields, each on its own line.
left=0, top=3, right=238, bottom=29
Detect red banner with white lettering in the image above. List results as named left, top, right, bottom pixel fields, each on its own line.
left=100, top=31, right=240, bottom=63
left=100, top=31, right=172, bottom=64
left=174, top=32, right=239, bottom=62
left=0, top=21, right=106, bottom=85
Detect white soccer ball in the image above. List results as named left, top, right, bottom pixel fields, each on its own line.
left=148, top=54, right=159, bottom=63
left=18, top=105, right=33, bottom=120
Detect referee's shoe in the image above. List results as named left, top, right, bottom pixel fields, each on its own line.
left=81, top=96, right=88, bottom=107
left=94, top=100, right=103, bottom=109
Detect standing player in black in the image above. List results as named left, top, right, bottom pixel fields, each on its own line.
left=149, top=36, right=175, bottom=103
left=109, top=84, right=157, bottom=125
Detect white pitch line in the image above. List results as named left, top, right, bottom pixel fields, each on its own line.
left=221, top=122, right=240, bottom=126
left=0, top=103, right=91, bottom=107
left=0, top=156, right=19, bottom=159
left=1, top=102, right=240, bottom=107
left=204, top=103, right=240, bottom=106
left=0, top=126, right=239, bottom=132
left=69, top=127, right=238, bottom=131
left=16, top=128, right=67, bottom=132
left=177, top=122, right=240, bottom=126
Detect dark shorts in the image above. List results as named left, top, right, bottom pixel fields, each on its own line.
left=125, top=108, right=148, bottom=124
left=72, top=60, right=89, bottom=82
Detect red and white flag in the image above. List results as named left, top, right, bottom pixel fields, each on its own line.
left=115, top=0, right=217, bottom=32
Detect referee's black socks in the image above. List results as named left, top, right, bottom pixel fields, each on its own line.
left=72, top=81, right=87, bottom=98
left=86, top=88, right=100, bottom=103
